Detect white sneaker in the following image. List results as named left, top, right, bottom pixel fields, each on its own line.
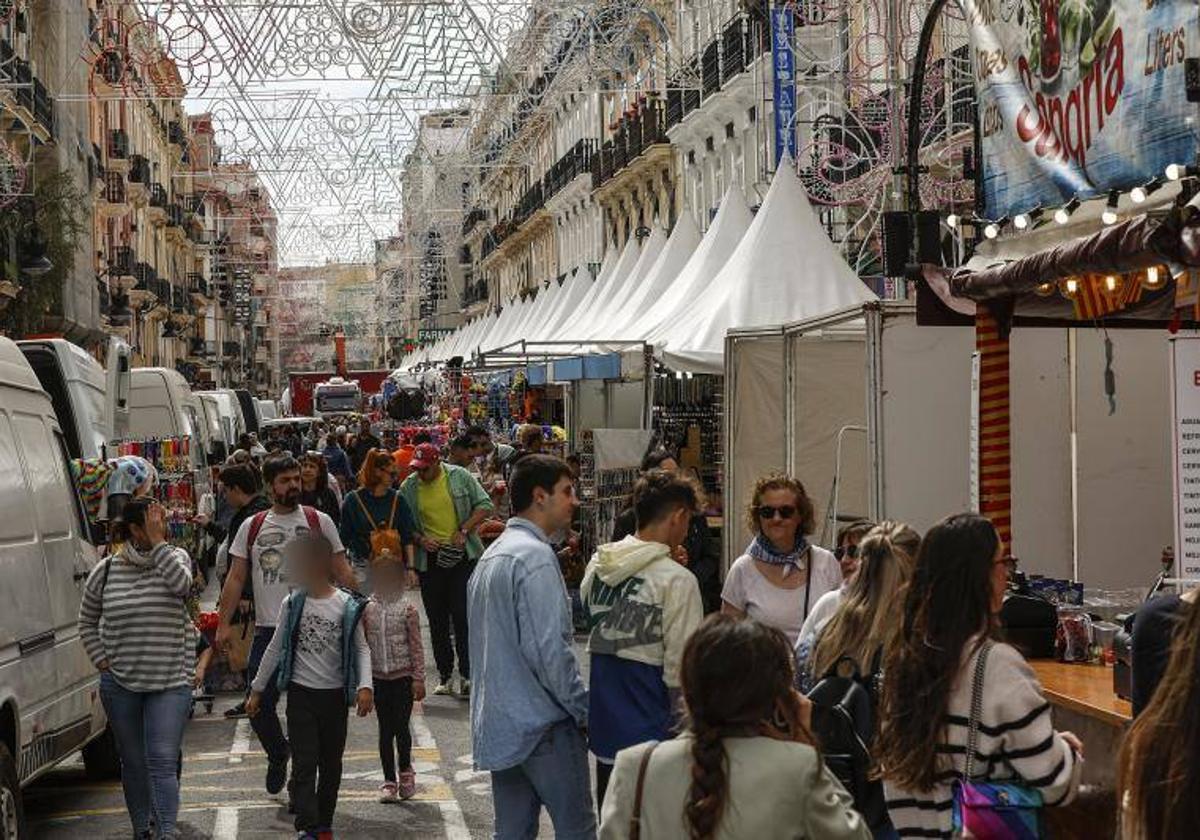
left=458, top=677, right=471, bottom=698
left=432, top=681, right=453, bottom=696
left=378, top=782, right=399, bottom=803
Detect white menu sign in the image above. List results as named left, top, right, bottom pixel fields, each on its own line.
left=1170, top=337, right=1200, bottom=583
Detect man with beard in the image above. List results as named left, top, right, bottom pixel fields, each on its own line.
left=217, top=453, right=356, bottom=797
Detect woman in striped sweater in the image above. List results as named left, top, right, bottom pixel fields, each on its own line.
left=79, top=497, right=197, bottom=840
left=876, top=513, right=1082, bottom=838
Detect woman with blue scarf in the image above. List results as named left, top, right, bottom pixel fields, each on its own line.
left=720, top=473, right=842, bottom=646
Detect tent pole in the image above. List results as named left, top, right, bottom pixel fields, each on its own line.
left=977, top=307, right=1013, bottom=548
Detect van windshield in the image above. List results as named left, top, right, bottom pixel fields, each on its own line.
left=316, top=393, right=358, bottom=411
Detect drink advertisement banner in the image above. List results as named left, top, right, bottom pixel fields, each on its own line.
left=963, top=0, right=1200, bottom=218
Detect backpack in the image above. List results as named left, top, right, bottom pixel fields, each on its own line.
left=245, top=506, right=322, bottom=553
left=806, top=652, right=889, bottom=830
left=352, top=491, right=405, bottom=562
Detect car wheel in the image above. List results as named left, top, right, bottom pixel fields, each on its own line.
left=0, top=742, right=24, bottom=840
left=81, top=726, right=121, bottom=780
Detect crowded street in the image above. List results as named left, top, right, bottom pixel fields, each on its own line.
left=5, top=0, right=1200, bottom=837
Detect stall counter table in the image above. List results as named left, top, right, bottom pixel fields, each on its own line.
left=1029, top=660, right=1128, bottom=838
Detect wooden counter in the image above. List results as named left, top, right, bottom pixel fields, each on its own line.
left=1029, top=660, right=1131, bottom=727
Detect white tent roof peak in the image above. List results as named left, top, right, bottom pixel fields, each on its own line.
left=578, top=223, right=667, bottom=344
left=554, top=235, right=641, bottom=343
left=660, top=165, right=877, bottom=373
left=604, top=212, right=702, bottom=341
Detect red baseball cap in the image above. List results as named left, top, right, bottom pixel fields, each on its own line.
left=410, top=442, right=441, bottom=470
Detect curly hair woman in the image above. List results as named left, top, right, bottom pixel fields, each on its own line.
left=720, top=473, right=842, bottom=645
left=877, top=513, right=1082, bottom=836
left=598, top=614, right=868, bottom=839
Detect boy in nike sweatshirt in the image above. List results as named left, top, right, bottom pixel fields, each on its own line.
left=580, top=470, right=704, bottom=806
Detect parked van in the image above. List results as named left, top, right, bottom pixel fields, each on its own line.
left=256, top=398, right=279, bottom=422
left=195, top=388, right=245, bottom=453
left=198, top=394, right=228, bottom=463
left=234, top=388, right=260, bottom=436
left=0, top=337, right=118, bottom=833
left=128, top=367, right=212, bottom=475
left=17, top=337, right=130, bottom=461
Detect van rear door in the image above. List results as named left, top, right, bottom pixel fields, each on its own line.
left=105, top=338, right=131, bottom=443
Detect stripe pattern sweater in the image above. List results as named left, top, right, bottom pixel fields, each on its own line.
left=78, top=543, right=197, bottom=692
left=883, top=640, right=1081, bottom=838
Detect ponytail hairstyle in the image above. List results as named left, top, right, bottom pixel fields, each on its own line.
left=111, top=496, right=157, bottom=544
left=810, top=520, right=921, bottom=680
left=1119, top=594, right=1200, bottom=838
left=681, top=614, right=806, bottom=839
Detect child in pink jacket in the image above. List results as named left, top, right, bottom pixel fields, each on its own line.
left=363, top=560, right=426, bottom=801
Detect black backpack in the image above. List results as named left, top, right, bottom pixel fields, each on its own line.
left=806, top=652, right=889, bottom=831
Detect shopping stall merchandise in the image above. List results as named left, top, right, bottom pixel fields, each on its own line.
left=110, top=436, right=204, bottom=554
left=652, top=368, right=724, bottom=503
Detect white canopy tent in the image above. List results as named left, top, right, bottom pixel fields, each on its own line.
left=575, top=223, right=667, bottom=344
left=477, top=295, right=531, bottom=354
left=623, top=186, right=753, bottom=349
left=550, top=236, right=641, bottom=346
left=602, top=211, right=702, bottom=342
left=531, top=265, right=594, bottom=343
left=660, top=167, right=877, bottom=374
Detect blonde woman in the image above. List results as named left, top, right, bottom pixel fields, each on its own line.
left=795, top=521, right=921, bottom=692
left=721, top=473, right=842, bottom=646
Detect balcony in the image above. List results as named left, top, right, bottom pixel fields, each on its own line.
left=168, top=120, right=187, bottom=147
left=461, top=207, right=488, bottom=237
left=701, top=41, right=720, bottom=97
left=543, top=139, right=596, bottom=203
left=591, top=100, right=669, bottom=191
left=128, top=155, right=150, bottom=184
left=187, top=272, right=210, bottom=301
left=462, top=278, right=488, bottom=307
left=107, top=129, right=129, bottom=164
left=147, top=183, right=168, bottom=224
left=512, top=181, right=544, bottom=228
left=99, top=170, right=127, bottom=215
left=108, top=246, right=135, bottom=279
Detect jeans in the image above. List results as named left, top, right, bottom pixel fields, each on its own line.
left=287, top=684, right=349, bottom=832
left=419, top=559, right=474, bottom=682
left=99, top=672, right=192, bottom=838
left=246, top=625, right=289, bottom=763
left=375, top=676, right=414, bottom=782
left=490, top=719, right=596, bottom=840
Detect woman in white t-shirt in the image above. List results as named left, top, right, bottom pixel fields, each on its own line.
left=721, top=473, right=842, bottom=646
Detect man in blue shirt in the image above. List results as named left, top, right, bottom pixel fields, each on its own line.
left=467, top=454, right=594, bottom=840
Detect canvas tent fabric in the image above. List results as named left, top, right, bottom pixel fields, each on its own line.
left=531, top=267, right=589, bottom=343
left=659, top=167, right=877, bottom=374
left=576, top=223, right=667, bottom=344
left=624, top=187, right=753, bottom=349
left=603, top=212, right=702, bottom=340
left=554, top=236, right=641, bottom=343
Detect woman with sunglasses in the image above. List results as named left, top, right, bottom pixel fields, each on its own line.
left=877, top=513, right=1082, bottom=836
left=720, top=473, right=842, bottom=646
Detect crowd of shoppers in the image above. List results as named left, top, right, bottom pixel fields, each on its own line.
left=76, top=418, right=1200, bottom=839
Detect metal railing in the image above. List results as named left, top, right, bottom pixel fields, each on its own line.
left=102, top=170, right=126, bottom=204
left=107, top=129, right=129, bottom=160
left=591, top=100, right=668, bottom=189
left=109, top=246, right=135, bottom=275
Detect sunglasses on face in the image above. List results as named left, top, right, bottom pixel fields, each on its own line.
left=833, top=544, right=859, bottom=561
left=756, top=505, right=797, bottom=521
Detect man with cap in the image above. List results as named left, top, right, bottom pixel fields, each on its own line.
left=399, top=442, right=494, bottom=697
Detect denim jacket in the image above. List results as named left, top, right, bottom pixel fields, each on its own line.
left=399, top=463, right=493, bottom=571
left=466, top=518, right=588, bottom=771
left=274, top=589, right=367, bottom=706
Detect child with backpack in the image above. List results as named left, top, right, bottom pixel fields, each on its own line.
left=247, top=533, right=373, bottom=839
left=363, top=558, right=426, bottom=802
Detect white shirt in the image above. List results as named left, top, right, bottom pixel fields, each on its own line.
left=720, top=546, right=842, bottom=645
left=251, top=589, right=372, bottom=693
left=229, top=506, right=344, bottom=627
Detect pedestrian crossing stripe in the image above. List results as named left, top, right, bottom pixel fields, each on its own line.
left=187, top=747, right=441, bottom=763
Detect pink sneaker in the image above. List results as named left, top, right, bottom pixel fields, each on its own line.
left=378, top=781, right=398, bottom=803
left=398, top=768, right=417, bottom=800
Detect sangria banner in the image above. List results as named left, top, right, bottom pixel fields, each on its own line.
left=963, top=0, right=1200, bottom=218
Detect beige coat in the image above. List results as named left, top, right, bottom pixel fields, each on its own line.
left=599, top=735, right=870, bottom=840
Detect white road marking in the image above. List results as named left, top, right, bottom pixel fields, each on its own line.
left=411, top=711, right=436, bottom=749
left=212, top=807, right=239, bottom=840
left=229, top=718, right=251, bottom=764
left=438, top=800, right=472, bottom=840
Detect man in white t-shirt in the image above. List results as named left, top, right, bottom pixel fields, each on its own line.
left=216, top=453, right=355, bottom=797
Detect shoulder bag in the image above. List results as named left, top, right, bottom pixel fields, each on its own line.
left=629, top=741, right=659, bottom=840
left=951, top=640, right=1044, bottom=839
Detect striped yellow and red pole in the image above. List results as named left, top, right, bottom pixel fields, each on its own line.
left=976, top=307, right=1012, bottom=547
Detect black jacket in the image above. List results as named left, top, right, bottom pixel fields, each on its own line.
left=611, top=507, right=722, bottom=614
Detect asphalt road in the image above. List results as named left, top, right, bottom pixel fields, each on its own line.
left=24, top=590, right=575, bottom=838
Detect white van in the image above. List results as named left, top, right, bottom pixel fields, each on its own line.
left=17, top=337, right=130, bottom=461
left=195, top=389, right=246, bottom=453
left=256, top=398, right=279, bottom=422
left=197, top=394, right=228, bottom=463
left=128, top=368, right=212, bottom=470
left=0, top=338, right=118, bottom=833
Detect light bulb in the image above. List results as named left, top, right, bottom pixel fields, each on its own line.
left=984, top=222, right=1000, bottom=239
left=1034, top=282, right=1055, bottom=297
left=1103, top=274, right=1123, bottom=296
left=1059, top=277, right=1080, bottom=299
left=1102, top=208, right=1118, bottom=225
left=1054, top=207, right=1071, bottom=224
left=1014, top=213, right=1029, bottom=230
left=1166, top=163, right=1184, bottom=181
left=1130, top=186, right=1147, bottom=203
left=1143, top=265, right=1166, bottom=290
left=946, top=213, right=959, bottom=229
